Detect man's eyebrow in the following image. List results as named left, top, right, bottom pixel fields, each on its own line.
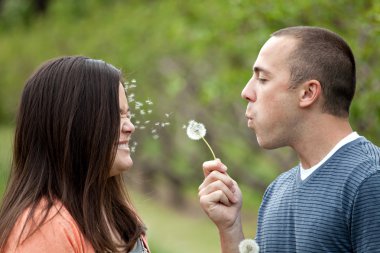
left=253, top=66, right=271, bottom=75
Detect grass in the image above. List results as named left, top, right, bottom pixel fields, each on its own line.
left=131, top=191, right=221, bottom=253
left=130, top=187, right=257, bottom=253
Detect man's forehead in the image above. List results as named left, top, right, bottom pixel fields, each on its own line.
left=252, top=36, right=298, bottom=71
left=261, top=36, right=298, bottom=55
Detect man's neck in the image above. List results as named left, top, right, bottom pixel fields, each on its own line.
left=292, top=114, right=353, bottom=169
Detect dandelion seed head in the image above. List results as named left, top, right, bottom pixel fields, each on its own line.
left=186, top=120, right=206, bottom=140
left=238, top=239, right=259, bottom=253
left=140, top=110, right=145, bottom=115
left=153, top=135, right=159, bottom=139
left=148, top=110, right=153, bottom=114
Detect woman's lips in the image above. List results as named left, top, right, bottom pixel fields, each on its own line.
left=118, top=140, right=130, bottom=150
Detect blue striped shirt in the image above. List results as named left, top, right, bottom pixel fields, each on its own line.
left=255, top=137, right=380, bottom=252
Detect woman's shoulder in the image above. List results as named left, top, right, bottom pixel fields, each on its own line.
left=4, top=198, right=94, bottom=253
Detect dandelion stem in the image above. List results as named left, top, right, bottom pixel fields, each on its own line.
left=201, top=136, right=216, bottom=160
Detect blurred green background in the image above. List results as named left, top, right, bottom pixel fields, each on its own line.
left=0, top=0, right=379, bottom=252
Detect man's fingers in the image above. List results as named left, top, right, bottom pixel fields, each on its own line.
left=203, top=159, right=228, bottom=177
left=199, top=190, right=232, bottom=208
left=199, top=170, right=234, bottom=191
left=199, top=179, right=237, bottom=204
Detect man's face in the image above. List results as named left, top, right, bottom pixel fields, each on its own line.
left=241, top=36, right=302, bottom=149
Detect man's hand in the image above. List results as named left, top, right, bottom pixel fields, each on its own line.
left=198, top=159, right=244, bottom=253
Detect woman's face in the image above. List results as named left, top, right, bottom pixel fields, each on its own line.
left=109, top=83, right=135, bottom=177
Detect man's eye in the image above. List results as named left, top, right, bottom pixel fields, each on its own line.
left=257, top=76, right=267, bottom=83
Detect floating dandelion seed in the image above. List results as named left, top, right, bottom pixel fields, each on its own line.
left=186, top=120, right=216, bottom=160
left=128, top=94, right=135, bottom=102
left=238, top=239, right=259, bottom=253
left=123, top=78, right=173, bottom=146
left=135, top=101, right=143, bottom=110
left=130, top=141, right=138, bottom=153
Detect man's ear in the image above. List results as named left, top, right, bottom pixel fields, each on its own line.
left=298, top=80, right=322, bottom=108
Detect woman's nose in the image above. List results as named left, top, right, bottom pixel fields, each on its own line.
left=122, top=120, right=135, bottom=133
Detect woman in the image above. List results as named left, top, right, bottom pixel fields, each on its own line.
left=0, top=56, right=150, bottom=252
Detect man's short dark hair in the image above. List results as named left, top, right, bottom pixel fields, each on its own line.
left=272, top=26, right=356, bottom=117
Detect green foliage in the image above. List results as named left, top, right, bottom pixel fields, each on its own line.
left=0, top=126, right=13, bottom=195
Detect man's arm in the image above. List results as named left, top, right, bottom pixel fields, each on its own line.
left=198, top=159, right=245, bottom=253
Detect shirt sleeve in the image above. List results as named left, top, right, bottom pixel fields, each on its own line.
left=350, top=170, right=380, bottom=252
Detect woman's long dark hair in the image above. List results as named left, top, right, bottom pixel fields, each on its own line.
left=0, top=56, right=145, bottom=252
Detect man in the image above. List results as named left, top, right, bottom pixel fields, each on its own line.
left=198, top=26, right=380, bottom=253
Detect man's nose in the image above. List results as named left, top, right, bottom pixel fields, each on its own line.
left=241, top=78, right=256, bottom=102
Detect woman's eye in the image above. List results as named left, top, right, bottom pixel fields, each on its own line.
left=120, top=111, right=128, bottom=118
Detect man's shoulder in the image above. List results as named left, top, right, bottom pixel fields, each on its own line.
left=333, top=137, right=380, bottom=174
left=338, top=137, right=380, bottom=162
